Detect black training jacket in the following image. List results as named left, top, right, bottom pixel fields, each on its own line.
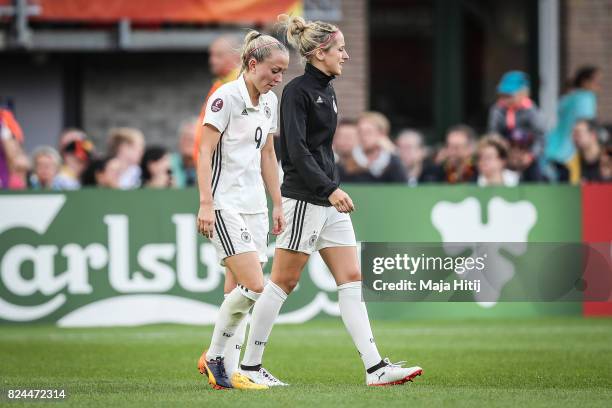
left=279, top=63, right=339, bottom=206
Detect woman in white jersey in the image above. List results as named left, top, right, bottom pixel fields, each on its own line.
left=195, top=30, right=289, bottom=390
left=237, top=15, right=423, bottom=387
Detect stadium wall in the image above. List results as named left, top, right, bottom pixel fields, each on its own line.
left=82, top=53, right=212, bottom=151
left=82, top=0, right=369, bottom=150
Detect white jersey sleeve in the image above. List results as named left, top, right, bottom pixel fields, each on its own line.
left=268, top=92, right=279, bottom=134
left=203, top=87, right=232, bottom=133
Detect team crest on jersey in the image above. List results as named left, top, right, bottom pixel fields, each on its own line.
left=264, top=105, right=271, bottom=119
left=332, top=97, right=337, bottom=113
left=308, top=232, right=318, bottom=248
left=211, top=98, right=224, bottom=112
left=240, top=228, right=252, bottom=243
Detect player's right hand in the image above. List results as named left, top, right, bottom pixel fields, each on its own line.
left=197, top=204, right=215, bottom=238
left=328, top=188, right=355, bottom=213
left=271, top=205, right=286, bottom=235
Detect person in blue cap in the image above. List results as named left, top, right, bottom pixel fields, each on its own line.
left=488, top=71, right=545, bottom=151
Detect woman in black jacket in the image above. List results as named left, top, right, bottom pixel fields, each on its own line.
left=238, top=14, right=422, bottom=387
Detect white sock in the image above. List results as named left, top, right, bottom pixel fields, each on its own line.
left=223, top=293, right=249, bottom=378
left=240, top=281, right=287, bottom=367
left=338, top=281, right=382, bottom=370
left=207, top=286, right=260, bottom=360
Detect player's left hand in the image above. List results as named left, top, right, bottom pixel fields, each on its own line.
left=271, top=205, right=286, bottom=235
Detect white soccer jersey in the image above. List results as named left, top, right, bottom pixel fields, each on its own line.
left=203, top=74, right=278, bottom=214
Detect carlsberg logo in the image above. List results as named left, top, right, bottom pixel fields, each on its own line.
left=0, top=194, right=340, bottom=327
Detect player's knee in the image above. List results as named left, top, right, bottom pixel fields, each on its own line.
left=240, top=278, right=264, bottom=294
left=286, top=278, right=299, bottom=293
left=344, top=268, right=361, bottom=283
left=278, top=277, right=299, bottom=294
left=248, top=282, right=264, bottom=294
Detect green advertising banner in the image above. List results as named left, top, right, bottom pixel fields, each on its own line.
left=0, top=185, right=581, bottom=326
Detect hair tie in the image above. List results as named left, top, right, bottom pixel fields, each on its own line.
left=304, top=30, right=339, bottom=56
left=246, top=41, right=279, bottom=60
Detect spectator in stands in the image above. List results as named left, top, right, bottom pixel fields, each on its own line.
left=58, top=128, right=86, bottom=152
left=81, top=157, right=121, bottom=189
left=567, top=119, right=606, bottom=183
left=141, top=146, right=173, bottom=188
left=56, top=139, right=95, bottom=189
left=0, top=105, right=26, bottom=189
left=488, top=71, right=545, bottom=150
left=351, top=111, right=406, bottom=183
left=545, top=66, right=601, bottom=176
left=435, top=125, right=478, bottom=183
left=334, top=119, right=369, bottom=182
left=395, top=129, right=440, bottom=186
left=108, top=127, right=145, bottom=189
left=171, top=118, right=197, bottom=188
left=476, top=134, right=519, bottom=187
left=506, top=130, right=547, bottom=183
left=30, top=146, right=62, bottom=190
left=8, top=153, right=30, bottom=190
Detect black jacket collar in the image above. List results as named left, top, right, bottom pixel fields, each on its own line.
left=305, top=63, right=335, bottom=85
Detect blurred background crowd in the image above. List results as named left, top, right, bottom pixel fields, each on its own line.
left=1, top=62, right=609, bottom=191
left=335, top=66, right=611, bottom=186
left=0, top=119, right=196, bottom=190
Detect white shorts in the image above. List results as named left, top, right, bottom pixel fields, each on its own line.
left=210, top=209, right=269, bottom=266
left=275, top=197, right=357, bottom=254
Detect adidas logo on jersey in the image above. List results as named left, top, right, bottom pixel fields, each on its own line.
left=316, top=96, right=324, bottom=103
left=241, top=109, right=248, bottom=116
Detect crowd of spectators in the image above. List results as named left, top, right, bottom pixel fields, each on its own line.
left=0, top=66, right=609, bottom=191
left=0, top=116, right=198, bottom=190
left=336, top=66, right=610, bottom=186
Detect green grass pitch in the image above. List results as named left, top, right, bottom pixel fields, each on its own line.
left=1, top=317, right=611, bottom=407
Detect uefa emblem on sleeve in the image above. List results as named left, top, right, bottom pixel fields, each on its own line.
left=211, top=98, right=224, bottom=112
